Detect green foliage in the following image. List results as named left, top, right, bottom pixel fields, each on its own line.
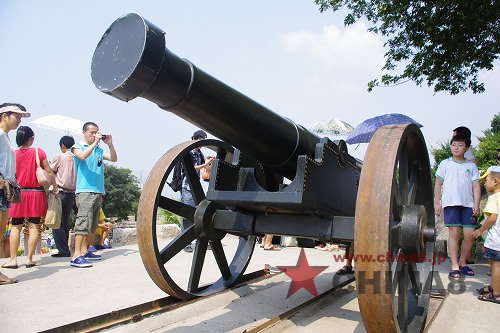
left=103, top=164, right=141, bottom=221
left=476, top=128, right=500, bottom=171
left=491, top=113, right=500, bottom=134
left=314, top=0, right=499, bottom=94
left=158, top=208, right=180, bottom=226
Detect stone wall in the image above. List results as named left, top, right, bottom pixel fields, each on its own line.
left=69, top=224, right=181, bottom=251
left=435, top=213, right=485, bottom=262
left=110, top=224, right=181, bottom=247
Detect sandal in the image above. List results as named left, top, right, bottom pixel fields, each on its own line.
left=263, top=245, right=281, bottom=251
left=0, top=273, right=18, bottom=285
left=336, top=265, right=354, bottom=275
left=476, top=285, right=493, bottom=295
left=460, top=265, right=475, bottom=276
left=477, top=291, right=500, bottom=304
left=449, top=270, right=461, bottom=278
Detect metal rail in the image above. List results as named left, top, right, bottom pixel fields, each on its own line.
left=248, top=287, right=447, bottom=333
left=40, top=269, right=270, bottom=333
left=41, top=271, right=447, bottom=333
left=246, top=274, right=356, bottom=333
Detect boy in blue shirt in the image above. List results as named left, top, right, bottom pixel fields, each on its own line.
left=434, top=134, right=480, bottom=278
left=70, top=122, right=117, bottom=267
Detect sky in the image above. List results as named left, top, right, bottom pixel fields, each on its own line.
left=1, top=1, right=498, bottom=185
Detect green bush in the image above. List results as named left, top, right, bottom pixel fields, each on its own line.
left=158, top=208, right=180, bottom=226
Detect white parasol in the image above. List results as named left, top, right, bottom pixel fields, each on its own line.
left=309, top=118, right=354, bottom=138
left=31, top=115, right=85, bottom=136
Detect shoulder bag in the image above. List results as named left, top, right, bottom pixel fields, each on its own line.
left=35, top=148, right=51, bottom=187
left=2, top=178, right=21, bottom=204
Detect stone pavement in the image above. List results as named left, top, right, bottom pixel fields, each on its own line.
left=0, top=236, right=498, bottom=332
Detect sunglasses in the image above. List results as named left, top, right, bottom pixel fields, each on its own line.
left=98, top=157, right=103, bottom=167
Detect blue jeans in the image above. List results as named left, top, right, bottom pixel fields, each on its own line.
left=180, top=187, right=195, bottom=232
left=52, top=191, right=75, bottom=256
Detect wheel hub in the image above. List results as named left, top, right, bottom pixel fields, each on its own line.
left=194, top=199, right=226, bottom=241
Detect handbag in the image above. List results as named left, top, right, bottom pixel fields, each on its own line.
left=2, top=179, right=22, bottom=204
left=35, top=148, right=51, bottom=187
left=201, top=163, right=211, bottom=182
left=45, top=193, right=62, bottom=229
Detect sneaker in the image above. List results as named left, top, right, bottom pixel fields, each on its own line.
left=70, top=256, right=92, bottom=268
left=88, top=245, right=97, bottom=253
left=183, top=245, right=193, bottom=253
left=84, top=251, right=102, bottom=260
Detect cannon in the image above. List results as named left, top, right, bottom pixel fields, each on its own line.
left=91, top=13, right=436, bottom=333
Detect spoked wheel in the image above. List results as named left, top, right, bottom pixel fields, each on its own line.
left=137, top=139, right=256, bottom=300
left=355, top=124, right=436, bottom=333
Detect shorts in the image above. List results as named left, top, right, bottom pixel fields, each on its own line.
left=74, top=192, right=101, bottom=235
left=483, top=247, right=500, bottom=261
left=443, top=206, right=477, bottom=228
left=11, top=217, right=42, bottom=226
left=0, top=191, right=10, bottom=211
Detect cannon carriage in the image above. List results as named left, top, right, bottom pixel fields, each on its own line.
left=91, top=13, right=436, bottom=332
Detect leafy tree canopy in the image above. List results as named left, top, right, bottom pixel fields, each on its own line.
left=314, top=0, right=499, bottom=94
left=475, top=113, right=500, bottom=170
left=103, top=164, right=141, bottom=221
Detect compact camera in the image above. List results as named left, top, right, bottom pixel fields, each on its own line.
left=101, top=134, right=107, bottom=140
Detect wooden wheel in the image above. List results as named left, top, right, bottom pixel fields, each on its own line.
left=355, top=124, right=436, bottom=333
left=137, top=139, right=256, bottom=300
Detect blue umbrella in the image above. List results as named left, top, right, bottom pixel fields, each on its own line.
left=345, top=113, right=423, bottom=144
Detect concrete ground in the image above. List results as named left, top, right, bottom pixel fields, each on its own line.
left=0, top=236, right=498, bottom=332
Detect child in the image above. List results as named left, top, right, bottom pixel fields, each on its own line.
left=472, top=166, right=500, bottom=303
left=434, top=134, right=480, bottom=278
left=94, top=201, right=113, bottom=250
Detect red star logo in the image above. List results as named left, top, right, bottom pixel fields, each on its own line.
left=277, top=248, right=328, bottom=298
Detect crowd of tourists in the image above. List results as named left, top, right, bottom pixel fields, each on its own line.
left=0, top=103, right=117, bottom=285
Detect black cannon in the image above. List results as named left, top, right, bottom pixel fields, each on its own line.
left=91, top=13, right=436, bottom=333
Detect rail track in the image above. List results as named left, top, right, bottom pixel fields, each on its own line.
left=40, top=269, right=446, bottom=333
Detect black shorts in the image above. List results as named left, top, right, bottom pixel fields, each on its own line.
left=11, top=217, right=42, bottom=226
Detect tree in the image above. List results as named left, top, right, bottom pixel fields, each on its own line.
left=314, top=0, right=499, bottom=94
left=475, top=113, right=500, bottom=170
left=103, top=164, right=141, bottom=221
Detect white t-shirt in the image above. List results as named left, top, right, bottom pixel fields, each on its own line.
left=464, top=147, right=475, bottom=161
left=484, top=192, right=500, bottom=251
left=0, top=131, right=16, bottom=181
left=435, top=158, right=480, bottom=208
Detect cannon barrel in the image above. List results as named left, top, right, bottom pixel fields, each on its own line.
left=91, top=13, right=321, bottom=179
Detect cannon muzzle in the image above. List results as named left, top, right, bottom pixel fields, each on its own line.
left=91, top=13, right=321, bottom=179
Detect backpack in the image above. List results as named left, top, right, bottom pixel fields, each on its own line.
left=168, top=161, right=183, bottom=192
